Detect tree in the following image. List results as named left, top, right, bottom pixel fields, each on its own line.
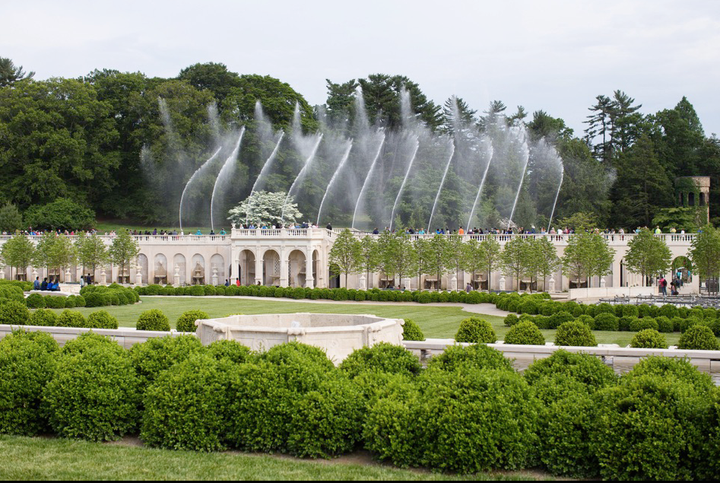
left=177, top=62, right=241, bottom=104
left=227, top=191, right=302, bottom=228
left=424, top=234, right=449, bottom=291
left=34, top=233, right=76, bottom=280
left=528, top=237, right=560, bottom=291
left=328, top=229, right=361, bottom=288
left=0, top=58, right=34, bottom=87
left=376, top=231, right=398, bottom=286
left=689, top=224, right=720, bottom=294
left=501, top=237, right=529, bottom=291
left=388, top=232, right=416, bottom=289
left=0, top=203, right=23, bottom=233
left=584, top=95, right=615, bottom=163
left=24, top=198, right=96, bottom=231
left=475, top=237, right=502, bottom=290
left=0, top=232, right=35, bottom=280
left=624, top=228, right=672, bottom=286
left=357, top=235, right=380, bottom=289
left=75, top=232, right=109, bottom=279
left=109, top=230, right=140, bottom=283
left=445, top=235, right=466, bottom=287
left=562, top=232, right=615, bottom=288
left=414, top=237, right=432, bottom=290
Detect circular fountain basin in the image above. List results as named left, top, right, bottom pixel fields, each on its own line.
left=195, top=313, right=405, bottom=364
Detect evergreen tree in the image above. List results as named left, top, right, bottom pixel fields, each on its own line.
left=0, top=57, right=34, bottom=87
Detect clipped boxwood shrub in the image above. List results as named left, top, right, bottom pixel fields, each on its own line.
left=454, top=317, right=496, bottom=343
left=129, top=334, right=206, bottom=391
left=555, top=320, right=597, bottom=347
left=176, top=310, right=209, bottom=333
left=57, top=310, right=86, bottom=328
left=401, top=318, right=425, bottom=341
left=548, top=311, right=574, bottom=329
left=523, top=349, right=617, bottom=392
left=594, top=303, right=614, bottom=315
left=629, top=317, right=659, bottom=332
left=504, top=320, right=545, bottom=345
left=504, top=313, right=519, bottom=327
left=679, top=316, right=701, bottom=334
left=0, top=300, right=29, bottom=325
left=25, top=293, right=46, bottom=309
left=339, top=342, right=421, bottom=378
left=534, top=315, right=551, bottom=329
left=637, top=304, right=652, bottom=318
left=43, top=333, right=140, bottom=442
left=594, top=312, right=619, bottom=331
left=136, top=309, right=170, bottom=331
left=29, top=308, right=58, bottom=327
left=655, top=316, right=674, bottom=333
left=364, top=367, right=540, bottom=473
left=517, top=300, right=538, bottom=315
left=206, top=339, right=253, bottom=364
left=286, top=372, right=364, bottom=458
left=0, top=330, right=58, bottom=435
left=576, top=314, right=595, bottom=329
left=141, top=353, right=234, bottom=451
left=630, top=329, right=668, bottom=349
left=621, top=304, right=639, bottom=318
left=416, top=291, right=431, bottom=304
left=658, top=304, right=679, bottom=319
left=427, top=343, right=514, bottom=373
left=87, top=310, right=118, bottom=329
left=678, top=325, right=720, bottom=350
left=259, top=342, right=335, bottom=393
left=592, top=373, right=713, bottom=481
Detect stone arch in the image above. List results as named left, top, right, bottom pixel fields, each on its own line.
left=173, top=254, right=186, bottom=286
left=138, top=254, right=149, bottom=285
left=210, top=254, right=225, bottom=285
left=154, top=254, right=168, bottom=284
left=191, top=254, right=205, bottom=285
left=672, top=256, right=692, bottom=284
left=288, top=249, right=307, bottom=287
left=263, top=249, right=280, bottom=286
left=238, top=249, right=255, bottom=286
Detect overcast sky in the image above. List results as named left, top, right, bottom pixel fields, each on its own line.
left=3, top=0, right=720, bottom=137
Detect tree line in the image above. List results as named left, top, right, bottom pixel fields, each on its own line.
left=1, top=58, right=719, bottom=230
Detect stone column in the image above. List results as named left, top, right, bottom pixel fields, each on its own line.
left=305, top=250, right=314, bottom=289
left=255, top=255, right=264, bottom=285
left=280, top=254, right=289, bottom=287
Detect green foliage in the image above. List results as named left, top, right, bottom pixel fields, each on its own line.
left=548, top=310, right=574, bottom=329
left=338, top=343, right=421, bottom=379
left=24, top=198, right=95, bottom=231
left=206, top=339, right=253, bottom=364
left=86, top=310, right=118, bottom=329
left=43, top=335, right=140, bottom=442
left=593, top=312, right=619, bottom=331
left=25, top=293, right=45, bottom=309
left=630, top=329, right=668, bottom=349
left=592, top=373, right=713, bottom=480
left=136, top=309, right=170, bottom=331
left=363, top=367, right=540, bottom=473
left=0, top=330, right=58, bottom=435
left=259, top=342, right=334, bottom=392
left=629, top=317, right=659, bottom=332
left=576, top=314, right=595, bottom=329
left=0, top=300, right=29, bottom=325
left=29, top=308, right=58, bottom=327
left=129, top=334, right=205, bottom=391
left=454, top=316, right=496, bottom=343
left=141, top=354, right=234, bottom=452
left=57, top=310, right=86, bottom=328
left=503, top=313, right=519, bottom=327
left=624, top=356, right=715, bottom=393
left=678, top=325, right=720, bottom=350
left=655, top=316, right=674, bottom=333
left=555, top=320, right=597, bottom=347
left=43, top=295, right=66, bottom=309
left=286, top=372, right=364, bottom=458
left=658, top=303, right=679, bottom=319
left=176, top=310, right=209, bottom=333
left=400, top=318, right=424, bottom=341
left=427, top=344, right=514, bottom=373
left=523, top=349, right=617, bottom=392
left=504, top=320, right=545, bottom=345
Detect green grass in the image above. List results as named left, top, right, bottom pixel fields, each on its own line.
left=41, top=296, right=682, bottom=345
left=0, top=436, right=545, bottom=481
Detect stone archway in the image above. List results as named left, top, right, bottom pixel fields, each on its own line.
left=173, top=254, right=186, bottom=286
left=154, top=254, right=168, bottom=284
left=239, top=250, right=255, bottom=286
left=191, top=254, right=205, bottom=285
left=138, top=254, right=149, bottom=285
left=263, top=249, right=280, bottom=286
left=210, top=254, right=225, bottom=285
left=288, top=249, right=307, bottom=287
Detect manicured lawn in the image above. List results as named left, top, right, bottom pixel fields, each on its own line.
left=0, top=436, right=544, bottom=481
left=37, top=295, right=683, bottom=345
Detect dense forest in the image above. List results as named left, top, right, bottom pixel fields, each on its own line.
left=0, top=57, right=718, bottom=231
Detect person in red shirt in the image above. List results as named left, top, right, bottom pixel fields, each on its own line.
left=235, top=278, right=240, bottom=286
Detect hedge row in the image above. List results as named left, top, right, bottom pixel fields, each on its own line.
left=1, top=334, right=718, bottom=480
left=0, top=303, right=120, bottom=329
left=134, top=283, right=515, bottom=304
left=80, top=284, right=140, bottom=307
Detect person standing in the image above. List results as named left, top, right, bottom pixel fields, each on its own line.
left=33, top=277, right=40, bottom=290
left=659, top=276, right=667, bottom=296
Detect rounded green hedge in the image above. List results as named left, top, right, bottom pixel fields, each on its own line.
left=129, top=334, right=206, bottom=391
left=43, top=333, right=140, bottom=442
left=629, top=317, right=659, bottom=332
left=29, top=308, right=58, bottom=327
left=523, top=349, right=617, bottom=392
left=678, top=325, right=720, bottom=350
left=176, top=310, right=209, bottom=333
left=0, top=300, right=29, bottom=325
left=427, top=344, right=514, bottom=373
left=593, top=312, right=619, bottom=331
left=136, top=309, right=170, bottom=331
left=454, top=317, right=496, bottom=343
left=339, top=342, right=422, bottom=378
left=555, top=320, right=597, bottom=347
left=206, top=339, right=254, bottom=364
left=504, top=320, right=545, bottom=345
left=0, top=330, right=58, bottom=436
left=25, top=293, right=46, bottom=309
left=401, top=318, right=425, bottom=341
left=86, top=310, right=118, bottom=329
left=630, top=329, right=668, bottom=349
left=57, top=310, right=86, bottom=328
left=141, top=353, right=234, bottom=451
left=503, top=313, right=519, bottom=327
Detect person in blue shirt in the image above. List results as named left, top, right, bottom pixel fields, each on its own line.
left=33, top=277, right=40, bottom=290
left=219, top=228, right=226, bottom=235
left=40, top=278, right=48, bottom=290
left=196, top=229, right=202, bottom=235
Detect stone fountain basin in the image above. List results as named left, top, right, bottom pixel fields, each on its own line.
left=196, top=313, right=404, bottom=364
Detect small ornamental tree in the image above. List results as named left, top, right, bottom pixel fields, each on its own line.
left=1, top=232, right=35, bottom=280
left=328, top=229, right=361, bottom=288
left=108, top=230, right=139, bottom=284
left=625, top=228, right=672, bottom=286
left=562, top=231, right=615, bottom=288
left=227, top=190, right=302, bottom=228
